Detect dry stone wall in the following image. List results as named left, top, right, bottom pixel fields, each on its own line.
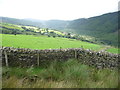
left=1, top=47, right=119, bottom=69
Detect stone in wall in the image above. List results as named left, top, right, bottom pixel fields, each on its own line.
left=1, top=47, right=119, bottom=68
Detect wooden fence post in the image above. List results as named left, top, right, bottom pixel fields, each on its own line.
left=4, top=51, right=8, bottom=67
left=75, top=50, right=77, bottom=59
left=37, top=53, right=40, bottom=66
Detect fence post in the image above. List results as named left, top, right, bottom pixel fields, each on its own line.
left=4, top=51, right=8, bottom=67
left=37, top=53, right=40, bottom=66
left=75, top=50, right=77, bottom=59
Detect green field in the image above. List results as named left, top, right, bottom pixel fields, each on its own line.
left=1, top=34, right=119, bottom=54
left=0, top=23, right=24, bottom=30
left=1, top=34, right=102, bottom=50
left=107, top=48, right=119, bottom=54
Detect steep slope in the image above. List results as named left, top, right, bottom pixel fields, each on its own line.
left=65, top=12, right=118, bottom=47
left=67, top=12, right=118, bottom=35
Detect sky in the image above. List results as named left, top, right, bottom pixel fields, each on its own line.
left=0, top=0, right=119, bottom=20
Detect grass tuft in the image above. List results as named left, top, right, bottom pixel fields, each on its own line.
left=2, top=59, right=118, bottom=88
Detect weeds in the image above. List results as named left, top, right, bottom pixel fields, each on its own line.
left=2, top=59, right=118, bottom=88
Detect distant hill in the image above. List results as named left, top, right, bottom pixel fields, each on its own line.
left=65, top=12, right=119, bottom=47
left=23, top=19, right=69, bottom=30
left=1, top=11, right=119, bottom=47
left=67, top=12, right=118, bottom=35
left=1, top=17, right=44, bottom=27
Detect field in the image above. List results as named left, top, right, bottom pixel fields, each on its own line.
left=0, top=23, right=24, bottom=31
left=1, top=34, right=119, bottom=54
left=2, top=59, right=118, bottom=88
left=1, top=28, right=119, bottom=88
left=106, top=48, right=119, bottom=54
left=1, top=4, right=119, bottom=89
left=1, top=34, right=102, bottom=50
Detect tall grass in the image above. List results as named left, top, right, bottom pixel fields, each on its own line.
left=2, top=59, right=118, bottom=88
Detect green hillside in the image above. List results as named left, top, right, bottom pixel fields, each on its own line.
left=65, top=12, right=119, bottom=47
left=0, top=23, right=66, bottom=37
left=1, top=11, right=119, bottom=47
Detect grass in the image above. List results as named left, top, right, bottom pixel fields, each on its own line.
left=1, top=34, right=119, bottom=54
left=0, top=23, right=24, bottom=30
left=2, top=59, right=118, bottom=88
left=107, top=48, right=119, bottom=54
left=1, top=34, right=102, bottom=50
left=49, top=30, right=65, bottom=36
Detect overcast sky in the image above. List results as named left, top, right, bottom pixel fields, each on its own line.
left=0, top=0, right=119, bottom=20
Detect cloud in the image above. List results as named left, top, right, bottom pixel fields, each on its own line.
left=0, top=0, right=119, bottom=20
